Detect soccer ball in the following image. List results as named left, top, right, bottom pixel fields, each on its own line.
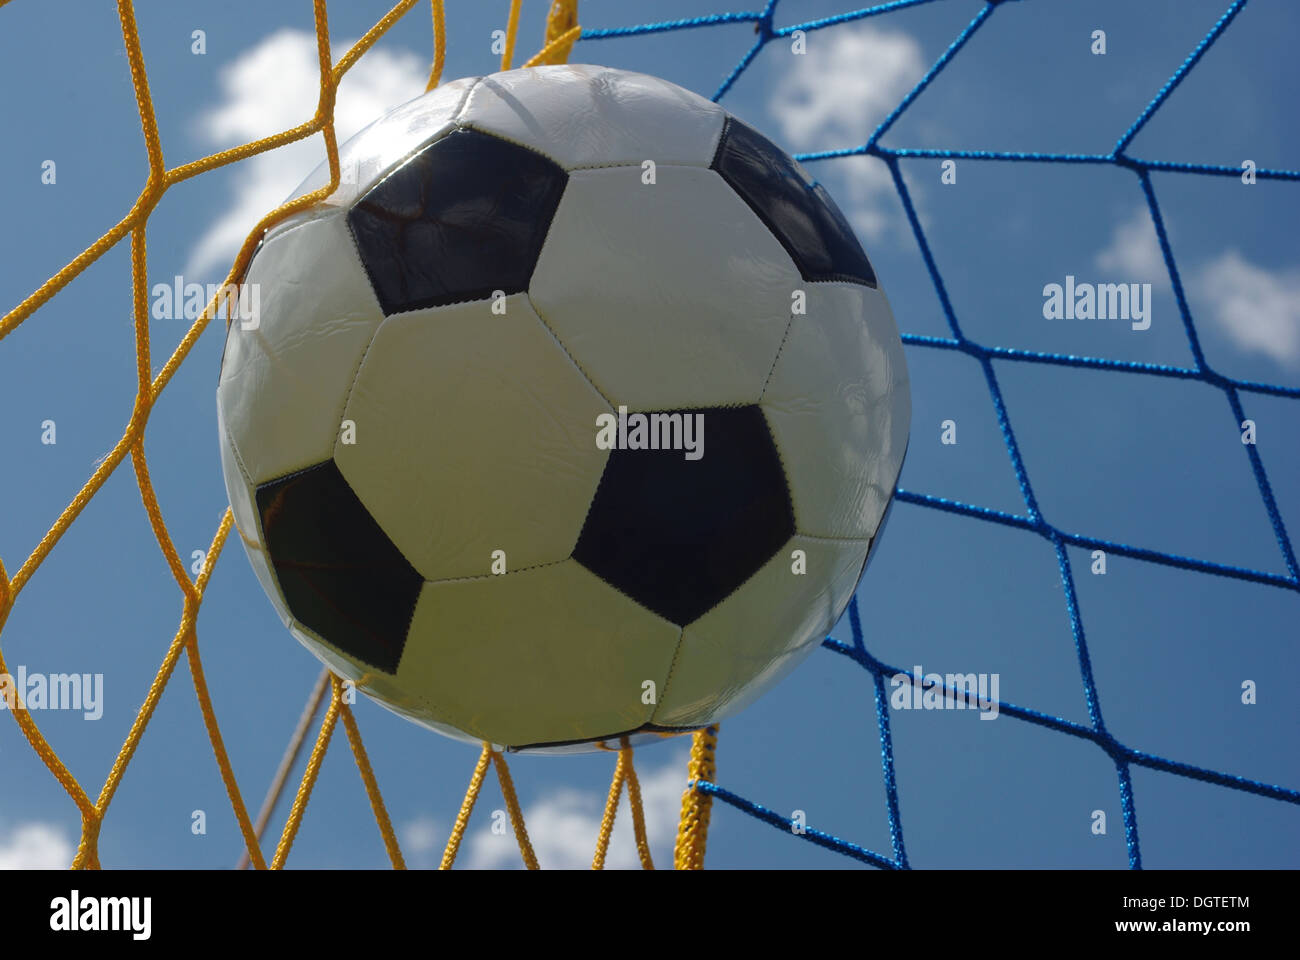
left=217, top=65, right=910, bottom=752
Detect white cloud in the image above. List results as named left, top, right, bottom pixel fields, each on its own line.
left=1094, top=205, right=1171, bottom=286
left=827, top=154, right=900, bottom=242
left=769, top=26, right=925, bottom=149
left=0, top=823, right=74, bottom=869
left=1196, top=251, right=1300, bottom=368
left=1096, top=208, right=1300, bottom=368
left=399, top=815, right=443, bottom=869
left=466, top=751, right=689, bottom=870
left=185, top=29, right=428, bottom=279
left=767, top=26, right=926, bottom=243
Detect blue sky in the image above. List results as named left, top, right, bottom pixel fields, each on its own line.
left=0, top=0, right=1296, bottom=869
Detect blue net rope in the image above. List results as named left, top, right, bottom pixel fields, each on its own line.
left=585, top=0, right=1300, bottom=869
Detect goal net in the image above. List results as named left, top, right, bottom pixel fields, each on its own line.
left=0, top=0, right=1295, bottom=869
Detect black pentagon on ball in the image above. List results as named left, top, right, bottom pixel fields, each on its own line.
left=573, top=405, right=794, bottom=626
left=255, top=460, right=422, bottom=674
left=347, top=128, right=569, bottom=314
left=712, top=117, right=877, bottom=287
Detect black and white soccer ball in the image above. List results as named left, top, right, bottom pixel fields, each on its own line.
left=217, top=65, right=910, bottom=752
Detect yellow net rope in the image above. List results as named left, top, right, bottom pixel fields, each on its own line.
left=0, top=0, right=717, bottom=870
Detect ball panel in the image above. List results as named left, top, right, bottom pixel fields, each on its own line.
left=529, top=164, right=800, bottom=409
left=218, top=211, right=385, bottom=485
left=256, top=460, right=423, bottom=674
left=761, top=284, right=910, bottom=539
left=573, top=404, right=794, bottom=626
left=712, top=117, right=877, bottom=287
left=397, top=561, right=682, bottom=747
left=335, top=293, right=611, bottom=582
left=284, top=618, right=484, bottom=747
left=652, top=534, right=869, bottom=728
left=259, top=205, right=337, bottom=246
left=217, top=406, right=293, bottom=630
left=347, top=128, right=568, bottom=314
left=460, top=64, right=726, bottom=170
left=287, top=75, right=480, bottom=210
